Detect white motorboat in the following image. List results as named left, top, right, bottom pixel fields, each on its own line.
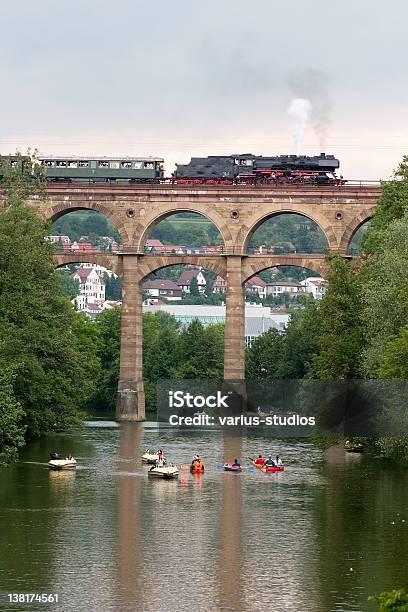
left=148, top=464, right=178, bottom=479
left=48, top=457, right=77, bottom=471
left=142, top=450, right=165, bottom=464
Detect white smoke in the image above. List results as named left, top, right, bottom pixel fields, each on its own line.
left=288, top=70, right=332, bottom=152
left=287, top=98, right=312, bottom=155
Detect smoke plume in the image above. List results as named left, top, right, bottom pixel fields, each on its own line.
left=287, top=69, right=332, bottom=152
left=287, top=98, right=312, bottom=155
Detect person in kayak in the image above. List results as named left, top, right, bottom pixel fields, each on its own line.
left=191, top=455, right=205, bottom=471
left=265, top=455, right=276, bottom=467
left=232, top=459, right=241, bottom=467
left=275, top=456, right=283, bottom=466
left=254, top=454, right=265, bottom=466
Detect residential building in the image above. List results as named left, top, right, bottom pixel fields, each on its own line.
left=177, top=268, right=207, bottom=293
left=78, top=263, right=118, bottom=279
left=142, top=279, right=182, bottom=301
left=47, top=235, right=71, bottom=245
left=212, top=275, right=227, bottom=294
left=266, top=281, right=304, bottom=297
left=245, top=275, right=267, bottom=299
left=300, top=277, right=327, bottom=300
left=71, top=268, right=105, bottom=307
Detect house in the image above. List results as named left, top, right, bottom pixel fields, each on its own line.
left=212, top=275, right=227, bottom=294
left=300, top=277, right=327, bottom=300
left=142, top=279, right=182, bottom=301
left=245, top=275, right=267, bottom=299
left=63, top=241, right=101, bottom=253
left=145, top=239, right=164, bottom=251
left=71, top=268, right=106, bottom=306
left=177, top=268, right=207, bottom=294
left=47, top=235, right=71, bottom=245
left=266, top=281, right=304, bottom=297
left=78, top=263, right=118, bottom=279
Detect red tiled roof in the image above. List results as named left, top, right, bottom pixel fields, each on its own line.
left=146, top=239, right=164, bottom=248
left=142, top=279, right=181, bottom=291
left=177, top=269, right=204, bottom=286
left=246, top=275, right=267, bottom=287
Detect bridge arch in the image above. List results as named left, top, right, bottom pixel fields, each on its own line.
left=238, top=208, right=336, bottom=254
left=242, top=256, right=328, bottom=284
left=136, top=256, right=226, bottom=283
left=339, top=210, right=374, bottom=255
left=53, top=252, right=122, bottom=277
left=135, top=207, right=233, bottom=253
left=40, top=201, right=129, bottom=245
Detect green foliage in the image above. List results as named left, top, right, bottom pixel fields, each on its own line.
left=90, top=308, right=122, bottom=411
left=369, top=588, right=408, bottom=611
left=0, top=170, right=98, bottom=447
left=104, top=273, right=122, bottom=301
left=57, top=270, right=80, bottom=299
left=189, top=276, right=200, bottom=296
left=310, top=255, right=364, bottom=379
left=149, top=214, right=222, bottom=247
left=52, top=210, right=121, bottom=244
left=0, top=368, right=26, bottom=465
left=363, top=157, right=408, bottom=255
left=246, top=329, right=284, bottom=379
left=248, top=214, right=327, bottom=253
left=378, top=327, right=408, bottom=378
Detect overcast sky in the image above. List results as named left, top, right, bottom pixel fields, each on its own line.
left=1, top=0, right=407, bottom=179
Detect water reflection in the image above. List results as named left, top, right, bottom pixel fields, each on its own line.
left=117, top=422, right=144, bottom=609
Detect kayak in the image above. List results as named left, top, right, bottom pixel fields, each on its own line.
left=48, top=458, right=77, bottom=471
left=223, top=463, right=242, bottom=472
left=142, top=451, right=165, bottom=465
left=190, top=465, right=205, bottom=474
left=251, top=460, right=266, bottom=470
left=261, top=465, right=284, bottom=473
left=148, top=465, right=178, bottom=479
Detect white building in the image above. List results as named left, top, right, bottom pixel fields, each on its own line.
left=300, top=277, right=327, bottom=300
left=266, top=281, right=304, bottom=297
left=142, top=279, right=182, bottom=301
left=177, top=269, right=207, bottom=294
left=78, top=262, right=117, bottom=279
left=71, top=268, right=105, bottom=309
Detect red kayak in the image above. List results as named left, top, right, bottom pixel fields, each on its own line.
left=262, top=465, right=284, bottom=473
left=223, top=463, right=242, bottom=472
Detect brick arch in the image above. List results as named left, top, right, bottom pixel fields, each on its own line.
left=237, top=207, right=338, bottom=254
left=53, top=252, right=122, bottom=277
left=134, top=206, right=233, bottom=253
left=242, top=255, right=328, bottom=284
left=136, top=255, right=226, bottom=282
left=40, top=201, right=129, bottom=245
left=339, top=209, right=374, bottom=254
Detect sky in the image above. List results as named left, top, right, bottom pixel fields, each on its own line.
left=0, top=0, right=407, bottom=180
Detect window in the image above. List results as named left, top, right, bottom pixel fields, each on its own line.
left=144, top=161, right=154, bottom=169
left=78, top=161, right=89, bottom=167
left=121, top=161, right=132, bottom=169
left=133, top=162, right=142, bottom=169
left=98, top=161, right=109, bottom=168
left=110, top=162, right=120, bottom=169
left=68, top=161, right=78, bottom=168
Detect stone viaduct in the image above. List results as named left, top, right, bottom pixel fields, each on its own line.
left=23, top=182, right=380, bottom=420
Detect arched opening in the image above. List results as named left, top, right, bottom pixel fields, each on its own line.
left=140, top=263, right=226, bottom=414
left=246, top=213, right=329, bottom=255
left=55, top=260, right=122, bottom=318
left=142, top=211, right=225, bottom=254
left=243, top=264, right=327, bottom=379
left=347, top=219, right=371, bottom=256
left=49, top=209, right=122, bottom=255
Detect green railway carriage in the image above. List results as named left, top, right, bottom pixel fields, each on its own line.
left=38, top=156, right=164, bottom=182
left=0, top=155, right=30, bottom=179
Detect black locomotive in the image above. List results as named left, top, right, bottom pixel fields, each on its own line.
left=174, top=153, right=340, bottom=185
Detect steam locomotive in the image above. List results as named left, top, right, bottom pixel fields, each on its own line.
left=174, top=153, right=340, bottom=185
left=0, top=153, right=341, bottom=185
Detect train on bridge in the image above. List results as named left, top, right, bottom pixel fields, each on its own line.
left=0, top=152, right=341, bottom=186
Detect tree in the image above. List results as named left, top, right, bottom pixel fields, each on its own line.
left=0, top=367, right=25, bottom=465
left=246, top=329, right=284, bottom=379
left=104, top=273, right=122, bottom=301
left=378, top=327, right=408, bottom=378
left=0, top=166, right=98, bottom=441
left=58, top=270, right=80, bottom=299
left=189, top=276, right=200, bottom=296
left=310, top=255, right=364, bottom=379
left=91, top=308, right=121, bottom=411
left=174, top=320, right=224, bottom=379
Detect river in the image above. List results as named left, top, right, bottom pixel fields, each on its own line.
left=0, top=421, right=407, bottom=612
